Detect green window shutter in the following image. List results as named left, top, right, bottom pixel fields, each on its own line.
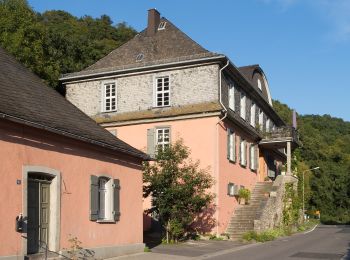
left=90, top=175, right=99, bottom=221
left=147, top=128, right=155, bottom=158
left=112, top=179, right=121, bottom=221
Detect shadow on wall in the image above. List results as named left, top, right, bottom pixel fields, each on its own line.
left=191, top=205, right=216, bottom=235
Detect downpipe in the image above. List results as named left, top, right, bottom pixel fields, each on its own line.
left=217, top=60, right=230, bottom=125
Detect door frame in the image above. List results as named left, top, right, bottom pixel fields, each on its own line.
left=22, top=166, right=61, bottom=255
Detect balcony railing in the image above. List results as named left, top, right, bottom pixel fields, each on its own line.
left=262, top=126, right=300, bottom=144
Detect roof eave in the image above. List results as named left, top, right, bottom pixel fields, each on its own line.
left=59, top=55, right=226, bottom=83
left=0, top=112, right=150, bottom=161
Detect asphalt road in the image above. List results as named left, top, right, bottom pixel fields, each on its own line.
left=205, top=225, right=350, bottom=260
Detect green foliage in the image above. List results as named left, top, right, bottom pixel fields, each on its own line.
left=143, top=140, right=215, bottom=243
left=0, top=0, right=136, bottom=89
left=273, top=99, right=350, bottom=224
left=242, top=228, right=285, bottom=242
left=144, top=246, right=151, bottom=252
left=238, top=188, right=251, bottom=204
left=282, top=183, right=301, bottom=227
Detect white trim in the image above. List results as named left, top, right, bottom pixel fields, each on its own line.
left=155, top=127, right=170, bottom=151
left=261, top=73, right=273, bottom=106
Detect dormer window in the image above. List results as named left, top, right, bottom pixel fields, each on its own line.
left=136, top=53, right=144, bottom=62
left=158, top=21, right=167, bottom=30
left=257, top=79, right=262, bottom=91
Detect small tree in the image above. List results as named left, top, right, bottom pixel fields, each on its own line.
left=143, top=140, right=214, bottom=243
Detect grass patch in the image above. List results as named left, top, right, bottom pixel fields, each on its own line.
left=242, top=220, right=320, bottom=243
left=144, top=246, right=151, bottom=252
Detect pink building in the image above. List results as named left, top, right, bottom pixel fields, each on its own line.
left=0, top=48, right=149, bottom=259
left=61, top=10, right=299, bottom=235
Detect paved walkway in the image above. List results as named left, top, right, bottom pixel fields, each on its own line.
left=107, top=239, right=253, bottom=260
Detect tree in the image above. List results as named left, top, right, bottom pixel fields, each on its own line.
left=143, top=140, right=214, bottom=243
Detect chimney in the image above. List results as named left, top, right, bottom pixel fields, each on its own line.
left=147, top=9, right=160, bottom=36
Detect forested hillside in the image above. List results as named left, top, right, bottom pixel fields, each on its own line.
left=1, top=0, right=349, bottom=224
left=0, top=0, right=136, bottom=90
left=273, top=100, right=350, bottom=224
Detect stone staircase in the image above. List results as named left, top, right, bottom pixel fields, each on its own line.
left=226, top=182, right=273, bottom=240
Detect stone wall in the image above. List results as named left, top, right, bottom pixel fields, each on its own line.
left=65, top=64, right=219, bottom=117
left=253, top=175, right=298, bottom=232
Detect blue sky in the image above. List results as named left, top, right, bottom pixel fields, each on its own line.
left=28, top=0, right=350, bottom=121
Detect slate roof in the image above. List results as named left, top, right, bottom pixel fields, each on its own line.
left=0, top=47, right=149, bottom=160
left=61, top=18, right=222, bottom=79
left=238, top=64, right=260, bottom=82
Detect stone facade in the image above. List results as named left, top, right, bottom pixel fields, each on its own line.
left=66, top=64, right=219, bottom=117
left=253, top=175, right=298, bottom=232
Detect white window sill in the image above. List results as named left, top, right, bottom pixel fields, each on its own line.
left=96, top=219, right=116, bottom=223
left=153, top=105, right=171, bottom=109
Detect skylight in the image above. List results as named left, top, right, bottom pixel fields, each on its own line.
left=136, top=53, right=144, bottom=62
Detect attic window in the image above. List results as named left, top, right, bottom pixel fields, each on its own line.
left=136, top=53, right=144, bottom=62
left=257, top=79, right=262, bottom=91
left=158, top=21, right=167, bottom=30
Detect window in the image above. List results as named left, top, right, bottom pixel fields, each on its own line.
left=154, top=76, right=170, bottom=107
left=227, top=128, right=236, bottom=162
left=228, top=83, right=235, bottom=111
left=103, top=82, right=117, bottom=112
left=90, top=176, right=120, bottom=222
left=257, top=79, right=262, bottom=90
left=240, top=92, right=246, bottom=119
left=158, top=21, right=167, bottom=30
left=156, top=128, right=170, bottom=151
left=259, top=108, right=264, bottom=128
left=227, top=183, right=237, bottom=196
left=240, top=138, right=247, bottom=166
left=266, top=118, right=271, bottom=132
left=250, top=144, right=258, bottom=171
left=250, top=102, right=256, bottom=127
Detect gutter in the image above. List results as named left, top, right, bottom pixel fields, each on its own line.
left=217, top=60, right=230, bottom=124
left=0, top=112, right=150, bottom=161
left=60, top=55, right=226, bottom=82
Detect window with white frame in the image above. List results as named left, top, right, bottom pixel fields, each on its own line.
left=90, top=175, right=120, bottom=222
left=227, top=183, right=236, bottom=196
left=266, top=118, right=271, bottom=132
left=227, top=128, right=236, bottom=162
left=250, top=102, right=256, bottom=127
left=240, top=138, right=247, bottom=166
left=257, top=79, right=262, bottom=91
left=155, top=76, right=170, bottom=107
left=228, top=83, right=235, bottom=111
left=250, top=144, right=258, bottom=171
left=259, top=108, right=264, bottom=128
left=156, top=128, right=170, bottom=151
left=98, top=177, right=110, bottom=220
left=240, top=92, right=246, bottom=119
left=103, top=82, right=117, bottom=112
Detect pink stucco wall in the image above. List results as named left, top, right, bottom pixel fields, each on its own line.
left=0, top=119, right=143, bottom=257
left=107, top=116, right=263, bottom=234
left=108, top=117, right=218, bottom=231
left=216, top=121, right=260, bottom=234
